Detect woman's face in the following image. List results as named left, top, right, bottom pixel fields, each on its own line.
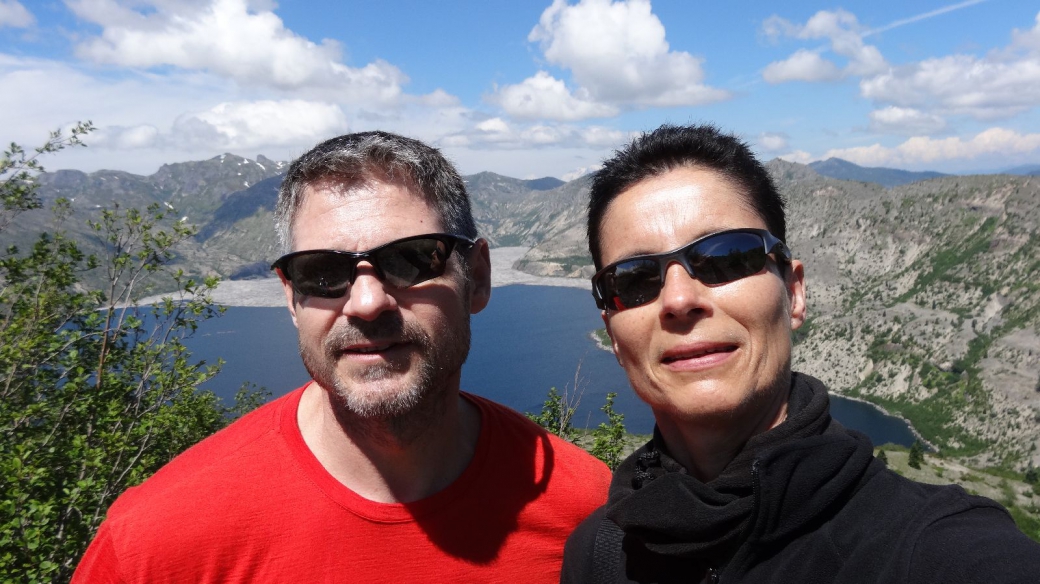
left=597, top=166, right=806, bottom=429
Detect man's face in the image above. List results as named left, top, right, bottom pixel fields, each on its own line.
left=278, top=177, right=489, bottom=419
left=597, top=166, right=806, bottom=429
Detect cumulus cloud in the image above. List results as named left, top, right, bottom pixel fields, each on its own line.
left=475, top=117, right=511, bottom=134
left=67, top=0, right=409, bottom=104
left=492, top=71, right=619, bottom=121
left=1011, top=11, right=1040, bottom=51
left=762, top=49, right=841, bottom=83
left=756, top=132, right=789, bottom=152
left=0, top=0, right=33, bottom=27
left=776, top=150, right=813, bottom=164
left=762, top=9, right=887, bottom=84
left=766, top=8, right=1040, bottom=128
left=561, top=164, right=600, bottom=181
left=823, top=127, right=1040, bottom=166
left=869, top=106, right=947, bottom=135
left=860, top=52, right=1040, bottom=121
left=170, top=100, right=349, bottom=149
left=441, top=117, right=630, bottom=150
left=87, top=124, right=161, bottom=149
left=493, top=0, right=729, bottom=121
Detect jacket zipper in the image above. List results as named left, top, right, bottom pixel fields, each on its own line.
left=706, top=567, right=720, bottom=583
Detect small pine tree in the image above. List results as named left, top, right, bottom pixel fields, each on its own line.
left=1024, top=466, right=1038, bottom=485
left=908, top=440, right=925, bottom=469
left=590, top=392, right=626, bottom=470
left=876, top=449, right=888, bottom=465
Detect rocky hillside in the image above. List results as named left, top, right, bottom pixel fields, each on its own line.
left=7, top=157, right=1039, bottom=469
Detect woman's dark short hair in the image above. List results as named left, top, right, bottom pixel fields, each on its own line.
left=588, top=124, right=786, bottom=268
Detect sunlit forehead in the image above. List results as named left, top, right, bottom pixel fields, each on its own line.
left=629, top=184, right=705, bottom=240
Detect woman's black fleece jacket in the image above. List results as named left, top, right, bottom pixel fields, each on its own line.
left=561, top=373, right=1040, bottom=583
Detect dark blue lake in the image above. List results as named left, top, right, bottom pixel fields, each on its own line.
left=183, top=285, right=916, bottom=446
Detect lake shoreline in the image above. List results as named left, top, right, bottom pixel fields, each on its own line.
left=828, top=392, right=937, bottom=452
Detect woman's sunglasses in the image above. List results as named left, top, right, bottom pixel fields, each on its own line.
left=271, top=233, right=475, bottom=299
left=591, top=228, right=791, bottom=311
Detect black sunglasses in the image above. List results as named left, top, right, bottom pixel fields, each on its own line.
left=271, top=233, right=475, bottom=299
left=591, top=228, right=791, bottom=311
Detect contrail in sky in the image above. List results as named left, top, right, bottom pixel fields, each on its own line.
left=864, top=0, right=990, bottom=37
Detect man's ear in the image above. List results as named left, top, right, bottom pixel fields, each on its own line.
left=467, top=238, right=492, bottom=314
left=601, top=311, right=623, bottom=367
left=276, top=267, right=300, bottom=328
left=787, top=259, right=807, bottom=330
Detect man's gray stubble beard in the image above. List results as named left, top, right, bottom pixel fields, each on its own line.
left=299, top=309, right=471, bottom=424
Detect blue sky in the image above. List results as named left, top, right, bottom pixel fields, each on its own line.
left=2, top=0, right=1039, bottom=179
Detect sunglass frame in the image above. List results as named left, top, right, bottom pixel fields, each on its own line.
left=271, top=233, right=475, bottom=298
left=591, top=228, right=791, bottom=311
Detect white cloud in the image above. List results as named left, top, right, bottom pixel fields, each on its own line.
left=762, top=10, right=887, bottom=84
left=0, top=0, right=33, bottom=27
left=860, top=53, right=1040, bottom=120
left=494, top=0, right=728, bottom=121
left=1012, top=11, right=1040, bottom=51
left=561, top=164, right=599, bottom=181
left=776, top=150, right=813, bottom=164
left=0, top=55, right=226, bottom=151
left=762, top=49, right=841, bottom=83
left=756, top=132, right=789, bottom=152
left=580, top=125, right=630, bottom=148
left=823, top=127, right=1040, bottom=166
left=67, top=0, right=409, bottom=104
left=869, top=106, right=947, bottom=135
left=87, top=124, right=161, bottom=149
left=0, top=55, right=358, bottom=170
left=475, top=117, right=511, bottom=134
left=170, top=100, right=349, bottom=149
left=766, top=8, right=1040, bottom=125
left=492, top=71, right=618, bottom=121
left=410, top=89, right=460, bottom=108
left=441, top=117, right=630, bottom=151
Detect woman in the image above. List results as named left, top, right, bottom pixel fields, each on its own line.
left=561, top=124, right=1040, bottom=583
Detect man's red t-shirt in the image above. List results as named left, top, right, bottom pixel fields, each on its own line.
left=72, top=387, right=611, bottom=583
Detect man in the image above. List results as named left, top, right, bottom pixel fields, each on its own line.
left=73, top=131, right=610, bottom=583
left=561, top=124, right=1040, bottom=583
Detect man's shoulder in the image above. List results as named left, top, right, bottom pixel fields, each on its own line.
left=469, top=393, right=609, bottom=465
left=107, top=388, right=302, bottom=519
left=460, top=393, right=611, bottom=542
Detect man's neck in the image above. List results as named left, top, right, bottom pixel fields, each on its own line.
left=296, top=381, right=482, bottom=504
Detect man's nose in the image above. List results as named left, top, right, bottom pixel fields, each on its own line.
left=342, top=262, right=397, bottom=321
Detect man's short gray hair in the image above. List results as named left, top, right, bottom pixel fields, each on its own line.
left=275, top=131, right=477, bottom=250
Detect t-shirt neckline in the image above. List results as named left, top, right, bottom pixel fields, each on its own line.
left=278, top=384, right=493, bottom=523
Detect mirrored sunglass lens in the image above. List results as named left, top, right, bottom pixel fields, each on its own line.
left=687, top=233, right=767, bottom=285
left=611, top=259, right=662, bottom=309
left=375, top=238, right=450, bottom=288
left=290, top=253, right=354, bottom=297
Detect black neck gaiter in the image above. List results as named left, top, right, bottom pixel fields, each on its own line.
left=604, top=373, right=831, bottom=562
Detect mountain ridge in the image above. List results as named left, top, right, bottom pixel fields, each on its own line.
left=808, top=157, right=948, bottom=187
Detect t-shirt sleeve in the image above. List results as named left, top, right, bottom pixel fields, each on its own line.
left=909, top=505, right=1040, bottom=583
left=71, top=523, right=124, bottom=584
